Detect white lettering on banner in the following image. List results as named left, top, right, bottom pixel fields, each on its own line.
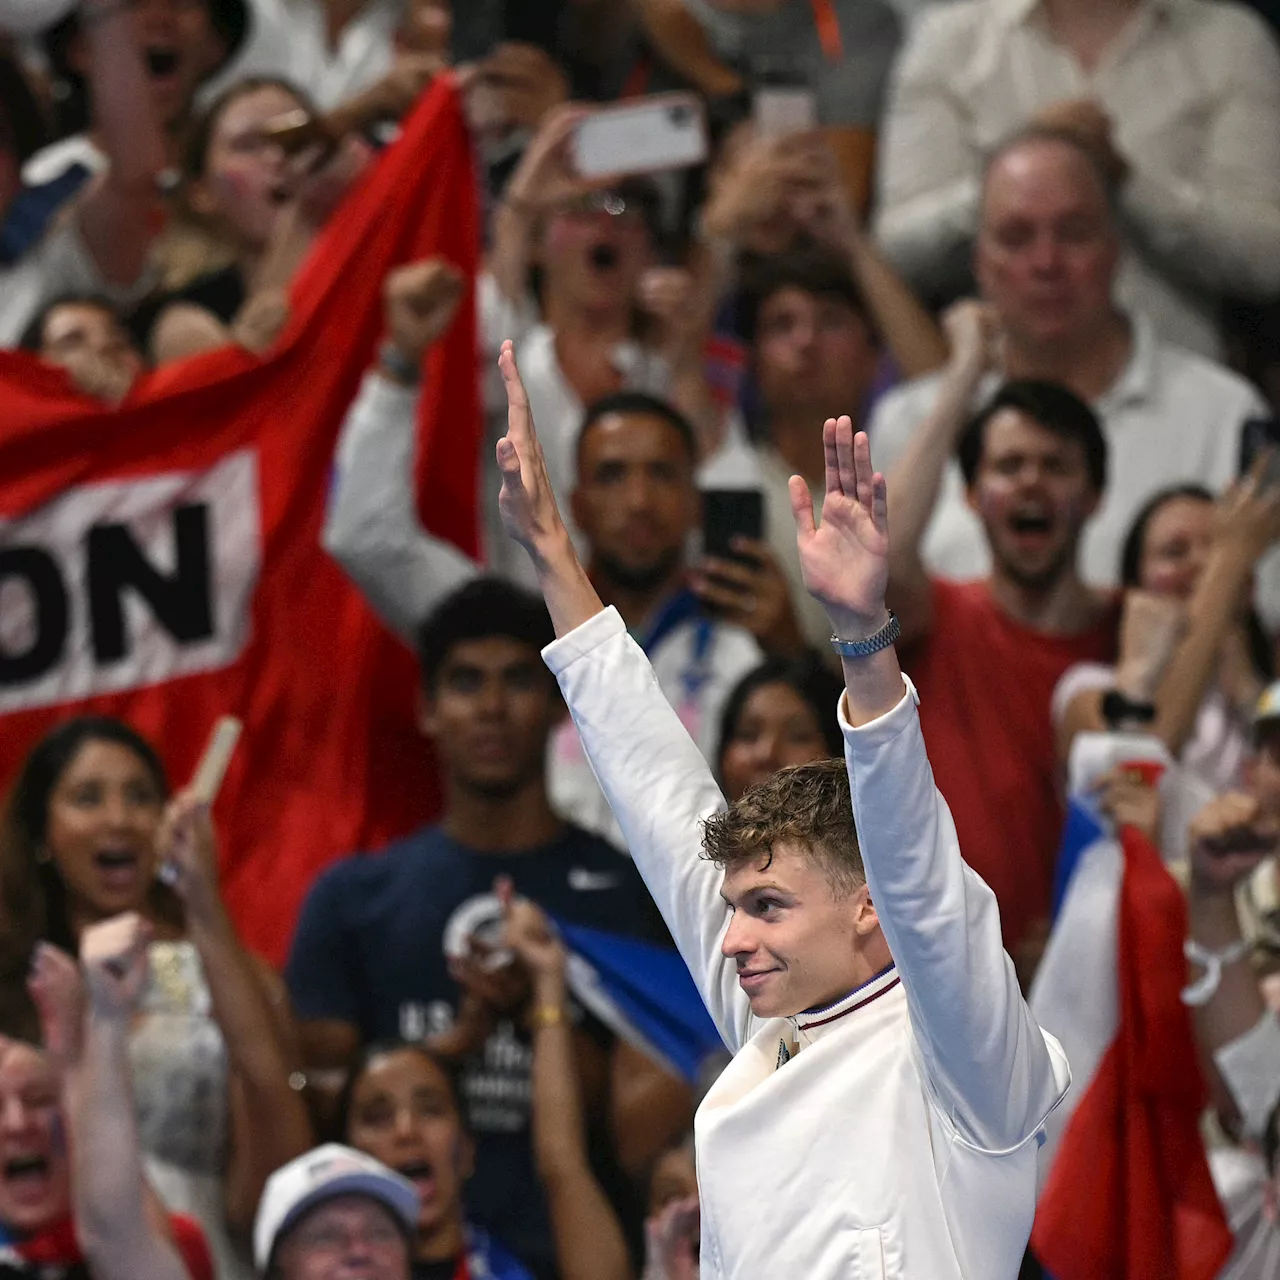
left=0, top=450, right=261, bottom=712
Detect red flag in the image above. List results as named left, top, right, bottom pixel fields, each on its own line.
left=1032, top=824, right=1234, bottom=1279
left=0, top=79, right=481, bottom=964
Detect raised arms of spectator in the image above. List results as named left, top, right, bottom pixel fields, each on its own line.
left=702, top=130, right=946, bottom=380
left=497, top=340, right=751, bottom=1048
left=322, top=258, right=475, bottom=641
left=883, top=302, right=995, bottom=643
left=870, top=9, right=980, bottom=291
left=29, top=923, right=190, bottom=1280
left=501, top=886, right=633, bottom=1280
left=1058, top=471, right=1280, bottom=760
left=795, top=416, right=1068, bottom=1148
left=157, top=792, right=313, bottom=1233
left=73, top=0, right=167, bottom=288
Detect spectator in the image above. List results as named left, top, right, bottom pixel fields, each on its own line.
left=337, top=1040, right=532, bottom=1278
left=3, top=933, right=214, bottom=1280
left=38, top=0, right=243, bottom=148
left=483, top=105, right=712, bottom=584
left=253, top=1145, right=418, bottom=1280
left=323, top=260, right=764, bottom=842
left=0, top=9, right=163, bottom=347
left=286, top=578, right=692, bottom=1280
left=873, top=0, right=1280, bottom=356
left=137, top=76, right=366, bottom=363
left=714, top=656, right=843, bottom=801
left=635, top=0, right=901, bottom=211
left=19, top=294, right=144, bottom=405
left=885, top=302, right=1119, bottom=962
left=1054, top=480, right=1280, bottom=792
left=693, top=130, right=947, bottom=648
left=867, top=129, right=1278, bottom=624
left=0, top=718, right=311, bottom=1280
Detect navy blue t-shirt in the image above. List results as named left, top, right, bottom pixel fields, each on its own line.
left=286, top=823, right=666, bottom=1278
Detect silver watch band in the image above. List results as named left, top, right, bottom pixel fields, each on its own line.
left=829, top=611, right=901, bottom=659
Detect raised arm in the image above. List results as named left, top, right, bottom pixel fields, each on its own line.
left=322, top=259, right=477, bottom=641
left=501, top=885, right=633, bottom=1280
left=496, top=342, right=750, bottom=1048
left=790, top=415, right=1068, bottom=1149
left=73, top=0, right=167, bottom=288
left=158, top=792, right=313, bottom=1233
left=36, top=921, right=190, bottom=1280
left=883, top=302, right=995, bottom=644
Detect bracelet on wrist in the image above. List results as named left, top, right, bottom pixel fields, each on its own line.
left=377, top=341, right=421, bottom=386
left=1181, top=936, right=1250, bottom=1006
left=830, top=611, right=899, bottom=659
left=528, top=1004, right=567, bottom=1031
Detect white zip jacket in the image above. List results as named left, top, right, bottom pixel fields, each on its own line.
left=544, top=607, right=1071, bottom=1280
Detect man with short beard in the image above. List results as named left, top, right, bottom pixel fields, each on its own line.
left=884, top=301, right=1119, bottom=968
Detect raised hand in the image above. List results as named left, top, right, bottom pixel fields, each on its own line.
left=496, top=340, right=571, bottom=556
left=790, top=417, right=889, bottom=638
left=383, top=258, right=465, bottom=365
left=27, top=943, right=85, bottom=1071
left=1187, top=791, right=1280, bottom=896
left=497, top=875, right=566, bottom=985
left=154, top=790, right=222, bottom=926
left=81, top=913, right=153, bottom=1019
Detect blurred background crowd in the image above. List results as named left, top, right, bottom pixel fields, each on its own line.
left=1, top=0, right=1280, bottom=1275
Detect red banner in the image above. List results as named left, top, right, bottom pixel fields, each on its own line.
left=0, top=79, right=481, bottom=964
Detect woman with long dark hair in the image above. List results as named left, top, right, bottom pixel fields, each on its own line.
left=0, top=717, right=310, bottom=1280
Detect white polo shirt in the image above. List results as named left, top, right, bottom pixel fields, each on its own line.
left=545, top=607, right=1069, bottom=1279
left=865, top=314, right=1280, bottom=622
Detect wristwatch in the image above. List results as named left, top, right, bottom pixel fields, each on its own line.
left=1100, top=689, right=1157, bottom=731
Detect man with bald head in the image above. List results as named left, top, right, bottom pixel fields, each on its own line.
left=865, top=125, right=1276, bottom=974
left=869, top=125, right=1274, bottom=613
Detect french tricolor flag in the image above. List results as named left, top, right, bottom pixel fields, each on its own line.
left=1030, top=734, right=1234, bottom=1280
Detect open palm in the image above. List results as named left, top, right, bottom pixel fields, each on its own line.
left=789, top=416, right=890, bottom=633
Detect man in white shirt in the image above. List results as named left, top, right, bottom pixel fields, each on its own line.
left=324, top=260, right=763, bottom=847
left=868, top=126, right=1279, bottom=622
left=490, top=330, right=1070, bottom=1276
left=872, top=0, right=1280, bottom=356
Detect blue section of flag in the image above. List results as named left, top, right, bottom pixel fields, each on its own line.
left=1050, top=798, right=1107, bottom=921
left=557, top=919, right=723, bottom=1083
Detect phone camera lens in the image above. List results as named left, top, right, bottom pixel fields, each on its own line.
left=668, top=104, right=692, bottom=127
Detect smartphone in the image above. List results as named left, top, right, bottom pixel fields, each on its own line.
left=753, top=86, right=818, bottom=141
left=703, top=489, right=765, bottom=563
left=1239, top=416, right=1280, bottom=486
left=261, top=109, right=335, bottom=156
left=572, top=94, right=709, bottom=179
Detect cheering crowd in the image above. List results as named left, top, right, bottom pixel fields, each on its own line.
left=2, top=0, right=1280, bottom=1275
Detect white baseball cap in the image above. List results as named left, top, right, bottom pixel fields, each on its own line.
left=253, top=1144, right=420, bottom=1272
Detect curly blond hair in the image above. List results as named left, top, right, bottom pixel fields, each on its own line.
left=702, top=758, right=864, bottom=896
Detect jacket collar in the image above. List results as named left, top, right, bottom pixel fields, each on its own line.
left=786, top=964, right=902, bottom=1050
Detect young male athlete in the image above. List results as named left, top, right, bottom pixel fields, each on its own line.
left=493, top=338, right=1070, bottom=1278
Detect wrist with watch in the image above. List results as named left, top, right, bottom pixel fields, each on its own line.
left=1101, top=689, right=1157, bottom=731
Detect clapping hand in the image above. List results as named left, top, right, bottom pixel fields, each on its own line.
left=791, top=418, right=889, bottom=639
